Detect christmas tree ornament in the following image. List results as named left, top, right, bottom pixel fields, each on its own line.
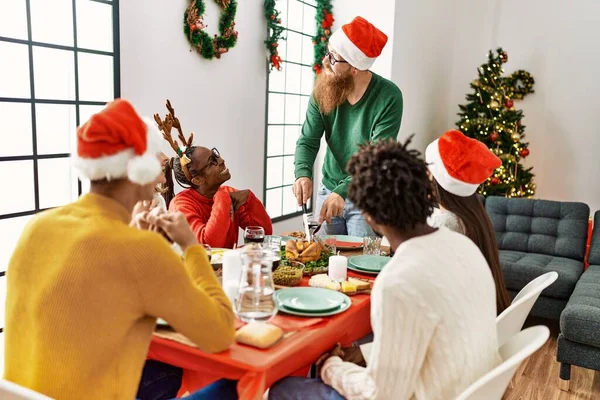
left=491, top=177, right=501, bottom=185
left=490, top=100, right=500, bottom=109
left=511, top=132, right=520, bottom=142
left=505, top=99, right=514, bottom=108
left=490, top=132, right=499, bottom=142
left=520, top=148, right=530, bottom=157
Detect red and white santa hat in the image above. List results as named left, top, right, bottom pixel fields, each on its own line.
left=425, top=130, right=502, bottom=197
left=328, top=16, right=388, bottom=71
left=73, top=99, right=162, bottom=185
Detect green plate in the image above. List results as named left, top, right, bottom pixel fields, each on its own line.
left=276, top=296, right=352, bottom=317
left=349, top=255, right=390, bottom=272
left=333, top=235, right=364, bottom=250
left=274, top=287, right=348, bottom=313
left=347, top=263, right=380, bottom=275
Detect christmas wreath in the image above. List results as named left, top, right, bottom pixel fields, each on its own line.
left=184, top=0, right=238, bottom=60
left=504, top=70, right=535, bottom=100
left=312, top=0, right=334, bottom=75
left=264, top=0, right=285, bottom=70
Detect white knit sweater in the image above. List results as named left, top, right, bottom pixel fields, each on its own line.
left=321, top=227, right=501, bottom=400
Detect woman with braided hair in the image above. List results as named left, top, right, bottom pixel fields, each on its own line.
left=155, top=101, right=272, bottom=248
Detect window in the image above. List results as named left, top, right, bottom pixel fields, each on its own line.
left=264, top=0, right=317, bottom=222
left=0, top=0, right=120, bottom=334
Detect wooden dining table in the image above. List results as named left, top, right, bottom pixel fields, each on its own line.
left=147, top=248, right=381, bottom=400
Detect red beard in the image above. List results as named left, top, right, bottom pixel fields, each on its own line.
left=312, top=66, right=355, bottom=115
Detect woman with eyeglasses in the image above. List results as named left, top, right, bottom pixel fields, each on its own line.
left=165, top=146, right=273, bottom=249
left=293, top=16, right=403, bottom=238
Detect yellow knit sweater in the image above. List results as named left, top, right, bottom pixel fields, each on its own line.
left=3, top=193, right=235, bottom=399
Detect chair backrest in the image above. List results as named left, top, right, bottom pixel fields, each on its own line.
left=485, top=197, right=589, bottom=260
left=0, top=380, right=52, bottom=400
left=496, top=271, right=558, bottom=346
left=588, top=210, right=600, bottom=265
left=456, top=325, right=550, bottom=400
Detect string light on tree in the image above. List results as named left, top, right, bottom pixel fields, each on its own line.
left=455, top=47, right=536, bottom=198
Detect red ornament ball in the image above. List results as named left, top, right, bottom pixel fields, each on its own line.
left=270, top=15, right=275, bottom=20
left=506, top=99, right=514, bottom=108
left=490, top=132, right=499, bottom=142
left=520, top=148, right=530, bottom=157
left=272, top=42, right=278, bottom=47
left=324, top=29, right=330, bottom=35
left=490, top=177, right=501, bottom=185
left=320, top=36, right=326, bottom=42
left=277, top=19, right=281, bottom=23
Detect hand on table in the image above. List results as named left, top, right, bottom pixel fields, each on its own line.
left=319, top=193, right=344, bottom=224
left=292, top=177, right=313, bottom=206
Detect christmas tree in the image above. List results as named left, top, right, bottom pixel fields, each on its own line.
left=456, top=48, right=536, bottom=198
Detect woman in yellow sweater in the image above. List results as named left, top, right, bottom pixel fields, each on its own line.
left=3, top=99, right=235, bottom=399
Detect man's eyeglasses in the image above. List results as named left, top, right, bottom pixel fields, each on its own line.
left=326, top=52, right=348, bottom=66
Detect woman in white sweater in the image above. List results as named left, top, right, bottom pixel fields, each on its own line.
left=268, top=137, right=501, bottom=400
left=426, top=130, right=511, bottom=314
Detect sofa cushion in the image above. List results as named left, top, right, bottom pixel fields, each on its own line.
left=500, top=250, right=584, bottom=299
left=588, top=211, right=600, bottom=265
left=560, top=265, right=600, bottom=348
left=486, top=197, right=589, bottom=261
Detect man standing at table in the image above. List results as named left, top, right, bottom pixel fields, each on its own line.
left=293, top=16, right=403, bottom=237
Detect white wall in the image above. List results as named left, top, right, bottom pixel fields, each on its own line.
left=120, top=0, right=302, bottom=233
left=444, top=0, right=600, bottom=211
left=389, top=0, right=600, bottom=211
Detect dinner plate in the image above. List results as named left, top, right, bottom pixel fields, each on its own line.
left=333, top=235, right=364, bottom=250
left=275, top=296, right=352, bottom=317
left=275, top=287, right=347, bottom=312
left=349, top=255, right=390, bottom=272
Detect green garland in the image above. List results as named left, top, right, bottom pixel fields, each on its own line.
left=264, top=0, right=285, bottom=70
left=312, top=0, right=334, bottom=75
left=184, top=0, right=238, bottom=60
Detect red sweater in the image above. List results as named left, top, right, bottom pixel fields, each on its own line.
left=169, top=186, right=273, bottom=249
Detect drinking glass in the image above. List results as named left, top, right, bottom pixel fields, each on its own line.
left=264, top=235, right=283, bottom=271
left=363, top=237, right=382, bottom=256
left=244, top=226, right=265, bottom=244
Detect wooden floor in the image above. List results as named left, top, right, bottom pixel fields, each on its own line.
left=502, top=318, right=600, bottom=400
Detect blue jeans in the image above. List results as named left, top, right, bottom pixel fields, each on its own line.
left=269, top=377, right=345, bottom=400
left=137, top=361, right=238, bottom=400
left=316, top=184, right=374, bottom=238
left=187, top=377, right=344, bottom=400
left=137, top=362, right=343, bottom=400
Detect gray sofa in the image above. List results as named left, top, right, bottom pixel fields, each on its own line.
left=557, top=210, right=600, bottom=385
left=485, top=197, right=590, bottom=320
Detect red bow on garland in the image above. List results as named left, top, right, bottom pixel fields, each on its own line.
left=271, top=54, right=282, bottom=70
left=321, top=10, right=334, bottom=29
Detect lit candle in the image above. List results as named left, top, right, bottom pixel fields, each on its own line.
left=328, top=254, right=347, bottom=282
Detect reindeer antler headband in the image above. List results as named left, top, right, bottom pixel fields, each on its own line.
left=154, top=100, right=195, bottom=182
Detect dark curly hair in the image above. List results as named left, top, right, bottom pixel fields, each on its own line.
left=347, top=136, right=435, bottom=231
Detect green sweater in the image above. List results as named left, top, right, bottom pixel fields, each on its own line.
left=294, top=72, right=403, bottom=199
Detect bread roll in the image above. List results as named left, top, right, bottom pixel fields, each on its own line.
left=235, top=322, right=284, bottom=349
